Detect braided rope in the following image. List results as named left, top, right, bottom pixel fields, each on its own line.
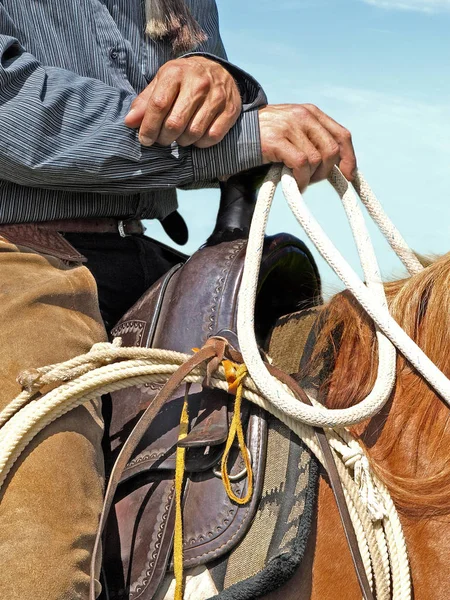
left=237, top=165, right=448, bottom=433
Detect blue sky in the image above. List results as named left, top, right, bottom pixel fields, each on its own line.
left=146, top=0, right=450, bottom=296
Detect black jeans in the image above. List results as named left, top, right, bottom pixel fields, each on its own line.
left=66, top=232, right=186, bottom=332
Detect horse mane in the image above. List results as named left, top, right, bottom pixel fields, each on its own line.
left=301, top=252, right=450, bottom=518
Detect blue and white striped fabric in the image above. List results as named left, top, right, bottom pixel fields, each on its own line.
left=0, top=1, right=266, bottom=223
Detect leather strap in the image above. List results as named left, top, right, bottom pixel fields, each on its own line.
left=37, top=217, right=145, bottom=236
left=89, top=338, right=227, bottom=599
left=268, top=365, right=375, bottom=600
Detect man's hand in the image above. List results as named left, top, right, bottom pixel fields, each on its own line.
left=259, top=104, right=357, bottom=190
left=125, top=56, right=242, bottom=148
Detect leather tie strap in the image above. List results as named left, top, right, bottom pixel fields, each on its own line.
left=89, top=338, right=226, bottom=599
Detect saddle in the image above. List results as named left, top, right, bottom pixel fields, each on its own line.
left=101, top=228, right=321, bottom=599
left=90, top=165, right=320, bottom=598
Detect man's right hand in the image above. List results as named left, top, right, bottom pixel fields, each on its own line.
left=259, top=104, right=357, bottom=191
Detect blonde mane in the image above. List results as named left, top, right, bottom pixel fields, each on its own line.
left=302, top=252, right=450, bottom=517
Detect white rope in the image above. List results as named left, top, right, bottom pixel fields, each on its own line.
left=0, top=345, right=409, bottom=598
left=237, top=165, right=450, bottom=432
left=233, top=163, right=427, bottom=597
left=352, top=172, right=423, bottom=277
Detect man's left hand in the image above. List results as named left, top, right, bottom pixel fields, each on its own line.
left=125, top=56, right=242, bottom=148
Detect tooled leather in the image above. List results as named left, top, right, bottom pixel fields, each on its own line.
left=0, top=224, right=87, bottom=262
left=112, top=320, right=146, bottom=348
left=179, top=408, right=266, bottom=567
left=104, top=477, right=176, bottom=600
left=103, top=234, right=321, bottom=598
left=129, top=482, right=175, bottom=600
left=112, top=385, right=226, bottom=477
left=202, top=240, right=247, bottom=342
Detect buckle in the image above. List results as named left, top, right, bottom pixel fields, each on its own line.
left=117, top=220, right=128, bottom=238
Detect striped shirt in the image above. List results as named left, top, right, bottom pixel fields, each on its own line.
left=0, top=1, right=266, bottom=223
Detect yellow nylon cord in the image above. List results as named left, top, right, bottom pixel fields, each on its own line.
left=174, top=385, right=190, bottom=600
left=221, top=364, right=254, bottom=505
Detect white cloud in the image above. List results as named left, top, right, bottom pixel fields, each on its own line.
left=363, top=0, right=450, bottom=12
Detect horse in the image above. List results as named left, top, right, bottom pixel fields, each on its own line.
left=266, top=251, right=450, bottom=599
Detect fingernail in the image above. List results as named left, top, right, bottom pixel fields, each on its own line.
left=139, top=135, right=154, bottom=146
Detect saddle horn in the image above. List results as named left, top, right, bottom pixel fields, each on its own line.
left=207, top=165, right=270, bottom=246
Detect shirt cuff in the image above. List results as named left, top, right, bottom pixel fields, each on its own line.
left=191, top=108, right=263, bottom=183
left=180, top=52, right=267, bottom=110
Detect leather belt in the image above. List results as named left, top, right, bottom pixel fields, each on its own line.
left=37, top=218, right=145, bottom=237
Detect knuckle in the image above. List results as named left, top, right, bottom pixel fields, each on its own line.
left=149, top=95, right=168, bottom=112
left=309, top=152, right=322, bottom=168
left=294, top=152, right=309, bottom=169
left=206, top=127, right=224, bottom=144
left=165, top=62, right=183, bottom=76
left=226, top=102, right=241, bottom=119
left=303, top=103, right=318, bottom=113
left=294, top=105, right=310, bottom=119
left=341, top=128, right=353, bottom=142
left=195, top=77, right=211, bottom=95
left=164, top=115, right=185, bottom=133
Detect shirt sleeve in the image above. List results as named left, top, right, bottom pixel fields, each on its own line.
left=0, top=13, right=265, bottom=194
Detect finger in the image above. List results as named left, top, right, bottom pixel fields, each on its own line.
left=301, top=118, right=341, bottom=183
left=124, top=79, right=158, bottom=128
left=137, top=78, right=181, bottom=146
left=176, top=102, right=221, bottom=147
left=303, top=104, right=357, bottom=180
left=193, top=104, right=240, bottom=149
left=155, top=88, right=204, bottom=146
left=285, top=130, right=322, bottom=183
left=272, top=140, right=317, bottom=192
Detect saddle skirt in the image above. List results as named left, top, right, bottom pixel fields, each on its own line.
left=102, top=234, right=321, bottom=599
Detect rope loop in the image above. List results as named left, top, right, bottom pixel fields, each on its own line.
left=221, top=364, right=254, bottom=505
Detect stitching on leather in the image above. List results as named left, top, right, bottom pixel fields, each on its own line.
left=125, top=448, right=173, bottom=470
left=122, top=398, right=183, bottom=474
left=130, top=483, right=175, bottom=598
left=202, top=241, right=246, bottom=343
left=112, top=320, right=146, bottom=347
left=0, top=225, right=87, bottom=261
left=183, top=406, right=263, bottom=565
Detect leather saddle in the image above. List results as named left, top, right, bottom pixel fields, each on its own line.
left=101, top=173, right=321, bottom=600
